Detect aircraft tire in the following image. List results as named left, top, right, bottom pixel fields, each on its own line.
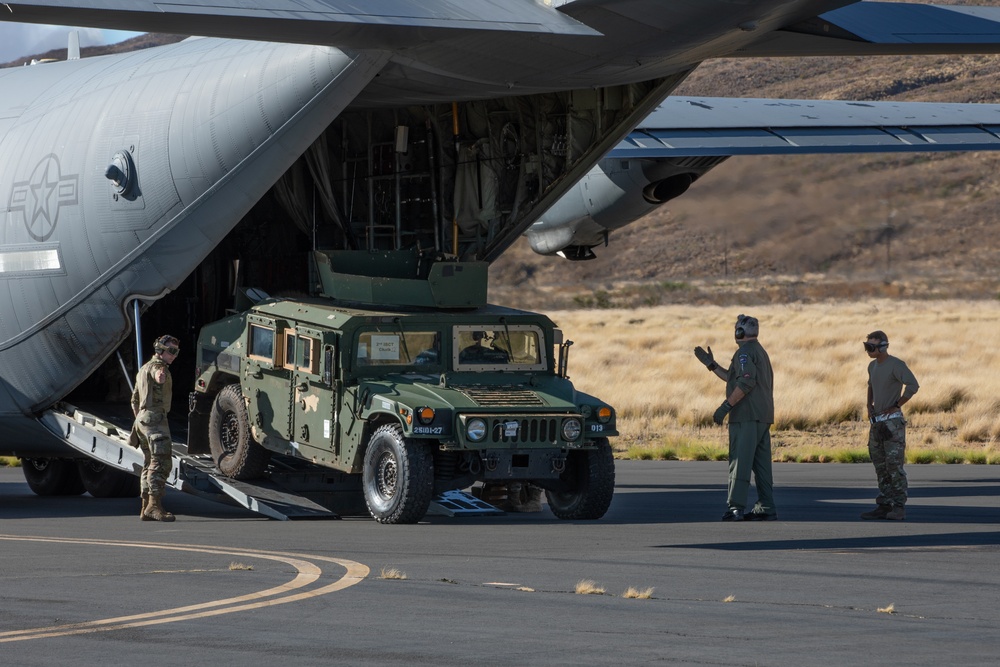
left=362, top=424, right=433, bottom=524
left=21, top=458, right=86, bottom=496
left=545, top=438, right=615, bottom=520
left=77, top=460, right=140, bottom=498
left=209, top=383, right=270, bottom=480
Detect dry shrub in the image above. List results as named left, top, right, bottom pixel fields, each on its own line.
left=379, top=567, right=407, bottom=580
left=575, top=579, right=606, bottom=595
left=622, top=586, right=655, bottom=599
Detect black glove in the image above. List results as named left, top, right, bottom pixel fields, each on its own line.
left=713, top=400, right=732, bottom=425
left=694, top=346, right=717, bottom=371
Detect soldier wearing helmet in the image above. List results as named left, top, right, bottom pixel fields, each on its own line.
left=694, top=314, right=776, bottom=521
left=130, top=334, right=180, bottom=522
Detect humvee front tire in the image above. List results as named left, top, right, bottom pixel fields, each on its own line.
left=209, top=384, right=271, bottom=480
left=363, top=424, right=433, bottom=524
left=545, top=438, right=615, bottom=520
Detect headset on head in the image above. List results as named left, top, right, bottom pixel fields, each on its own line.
left=735, top=314, right=757, bottom=340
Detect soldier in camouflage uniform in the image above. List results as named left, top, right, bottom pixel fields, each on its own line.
left=860, top=330, right=919, bottom=521
left=695, top=314, right=776, bottom=521
left=131, top=335, right=180, bottom=522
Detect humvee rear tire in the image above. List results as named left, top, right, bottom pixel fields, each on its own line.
left=363, top=424, right=433, bottom=524
left=209, top=384, right=271, bottom=480
left=21, top=458, right=86, bottom=496
left=545, top=438, right=615, bottom=520
left=77, top=460, right=140, bottom=498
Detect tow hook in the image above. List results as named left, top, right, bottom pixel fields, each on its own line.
left=552, top=456, right=566, bottom=474
left=485, top=453, right=500, bottom=472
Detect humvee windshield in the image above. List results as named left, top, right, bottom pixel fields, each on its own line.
left=356, top=330, right=440, bottom=367
left=453, top=325, right=546, bottom=371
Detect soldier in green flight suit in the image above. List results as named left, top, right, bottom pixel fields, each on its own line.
left=695, top=314, right=776, bottom=521
left=130, top=334, right=180, bottom=522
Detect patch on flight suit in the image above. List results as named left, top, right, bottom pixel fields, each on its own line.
left=738, top=353, right=748, bottom=370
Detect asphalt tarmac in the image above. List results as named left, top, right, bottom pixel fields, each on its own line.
left=1, top=461, right=998, bottom=666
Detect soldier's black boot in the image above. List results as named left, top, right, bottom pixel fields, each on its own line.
left=860, top=504, right=891, bottom=520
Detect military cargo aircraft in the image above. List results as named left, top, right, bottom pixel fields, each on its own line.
left=3, top=1, right=1000, bottom=496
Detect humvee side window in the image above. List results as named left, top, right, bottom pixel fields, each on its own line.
left=283, top=332, right=297, bottom=370
left=356, top=331, right=440, bottom=367
left=301, top=337, right=315, bottom=373
left=248, top=324, right=275, bottom=361
left=454, top=325, right=546, bottom=371
left=281, top=330, right=318, bottom=374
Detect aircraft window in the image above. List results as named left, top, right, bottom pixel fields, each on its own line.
left=453, top=325, right=546, bottom=371
left=356, top=331, right=440, bottom=367
left=249, top=325, right=275, bottom=361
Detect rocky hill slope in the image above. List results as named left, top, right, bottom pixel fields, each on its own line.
left=491, top=45, right=1000, bottom=308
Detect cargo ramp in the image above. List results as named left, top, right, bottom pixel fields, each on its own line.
left=36, top=404, right=500, bottom=520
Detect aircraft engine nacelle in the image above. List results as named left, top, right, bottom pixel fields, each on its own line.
left=524, top=156, right=725, bottom=259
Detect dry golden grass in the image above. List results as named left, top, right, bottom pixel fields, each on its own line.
left=379, top=567, right=407, bottom=580
left=228, top=562, right=253, bottom=571
left=878, top=604, right=897, bottom=615
left=575, top=579, right=606, bottom=595
left=622, top=586, right=655, bottom=600
left=553, top=299, right=1000, bottom=462
left=723, top=595, right=737, bottom=603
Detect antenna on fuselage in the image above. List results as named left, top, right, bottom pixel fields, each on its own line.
left=68, top=31, right=80, bottom=60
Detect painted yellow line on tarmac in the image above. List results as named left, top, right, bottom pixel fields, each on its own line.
left=0, top=535, right=368, bottom=642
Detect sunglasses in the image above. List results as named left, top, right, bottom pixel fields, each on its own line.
left=863, top=342, right=885, bottom=353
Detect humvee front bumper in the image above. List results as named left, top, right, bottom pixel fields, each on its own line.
left=478, top=448, right=568, bottom=480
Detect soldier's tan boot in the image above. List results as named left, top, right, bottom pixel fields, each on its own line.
left=140, top=491, right=152, bottom=520
left=145, top=493, right=176, bottom=522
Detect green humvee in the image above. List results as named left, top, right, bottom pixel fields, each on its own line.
left=187, top=251, right=616, bottom=524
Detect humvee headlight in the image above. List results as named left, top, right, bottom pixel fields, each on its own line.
left=562, top=418, right=582, bottom=441
left=580, top=405, right=592, bottom=418
left=467, top=418, right=487, bottom=442
left=597, top=407, right=613, bottom=423
left=417, top=407, right=435, bottom=425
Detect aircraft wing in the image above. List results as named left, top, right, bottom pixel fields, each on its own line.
left=738, top=2, right=1000, bottom=56
left=609, top=97, right=1000, bottom=158
left=0, top=1, right=599, bottom=48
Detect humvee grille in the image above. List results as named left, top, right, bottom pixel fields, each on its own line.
left=486, top=417, right=559, bottom=444
left=458, top=387, right=544, bottom=407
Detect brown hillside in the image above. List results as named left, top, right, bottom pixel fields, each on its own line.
left=1, top=33, right=185, bottom=68
left=491, top=46, right=1000, bottom=308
